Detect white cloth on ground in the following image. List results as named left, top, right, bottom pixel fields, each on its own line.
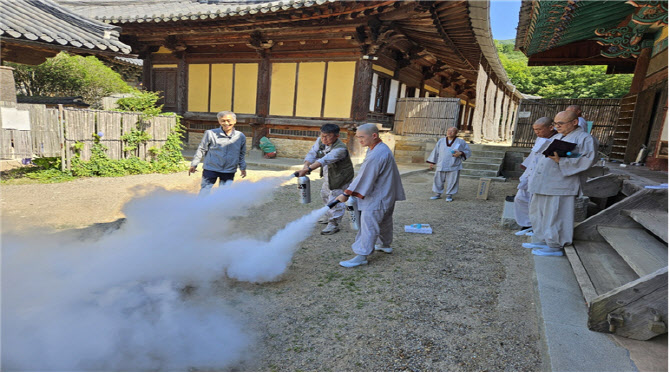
left=529, top=194, right=575, bottom=249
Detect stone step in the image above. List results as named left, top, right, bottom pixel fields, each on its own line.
left=463, top=162, right=501, bottom=171
left=468, top=144, right=513, bottom=152
left=471, top=150, right=507, bottom=158
left=468, top=156, right=504, bottom=163
left=461, top=168, right=501, bottom=178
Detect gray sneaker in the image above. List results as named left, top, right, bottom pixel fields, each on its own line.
left=374, top=244, right=393, bottom=254
left=317, top=216, right=329, bottom=224
left=321, top=222, right=340, bottom=235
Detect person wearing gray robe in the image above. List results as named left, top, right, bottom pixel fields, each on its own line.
left=526, top=111, right=597, bottom=256
left=335, top=124, right=406, bottom=268
left=426, top=127, right=471, bottom=202
left=514, top=117, right=555, bottom=234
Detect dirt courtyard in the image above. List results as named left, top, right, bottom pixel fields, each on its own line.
left=1, top=167, right=543, bottom=371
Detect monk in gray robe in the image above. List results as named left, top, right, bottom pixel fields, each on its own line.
left=335, top=123, right=406, bottom=268
left=525, top=111, right=597, bottom=256
left=426, top=126, right=471, bottom=202
left=514, top=117, right=556, bottom=235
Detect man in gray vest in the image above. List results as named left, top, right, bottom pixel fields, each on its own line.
left=296, top=123, right=354, bottom=235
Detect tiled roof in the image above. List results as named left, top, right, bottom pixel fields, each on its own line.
left=17, top=96, right=90, bottom=107
left=58, top=0, right=336, bottom=24
left=0, top=0, right=131, bottom=54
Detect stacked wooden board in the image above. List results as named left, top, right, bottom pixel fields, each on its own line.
left=565, top=188, right=668, bottom=340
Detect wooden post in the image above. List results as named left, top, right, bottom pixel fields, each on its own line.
left=629, top=46, right=652, bottom=95
left=142, top=54, right=152, bottom=91
left=253, top=56, right=271, bottom=149
left=58, top=104, right=66, bottom=171
left=176, top=52, right=187, bottom=115
left=349, top=58, right=373, bottom=156
left=351, top=58, right=373, bottom=123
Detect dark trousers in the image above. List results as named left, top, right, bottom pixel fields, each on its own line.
left=199, top=169, right=235, bottom=195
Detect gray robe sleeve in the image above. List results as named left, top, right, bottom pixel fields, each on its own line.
left=557, top=135, right=597, bottom=177
left=345, top=153, right=382, bottom=199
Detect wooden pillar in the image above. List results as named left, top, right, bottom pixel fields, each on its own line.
left=629, top=46, right=652, bottom=95
left=462, top=98, right=471, bottom=131
left=467, top=105, right=474, bottom=131
left=252, top=56, right=271, bottom=149
left=176, top=52, right=187, bottom=115
left=351, top=59, right=373, bottom=123
left=142, top=54, right=152, bottom=91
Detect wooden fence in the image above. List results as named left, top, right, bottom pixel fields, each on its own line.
left=393, top=97, right=461, bottom=137
left=0, top=102, right=177, bottom=163
left=512, top=98, right=621, bottom=155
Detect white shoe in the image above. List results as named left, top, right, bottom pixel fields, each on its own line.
left=430, top=194, right=441, bottom=200
left=514, top=227, right=532, bottom=236
left=445, top=195, right=453, bottom=202
left=321, top=222, right=340, bottom=235
left=374, top=244, right=393, bottom=254
left=525, top=231, right=534, bottom=236
left=339, top=255, right=368, bottom=267
left=317, top=216, right=329, bottom=224
left=522, top=242, right=550, bottom=249
left=532, top=248, right=564, bottom=257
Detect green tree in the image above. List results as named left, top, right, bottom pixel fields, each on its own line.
left=495, top=40, right=633, bottom=98
left=5, top=52, right=134, bottom=108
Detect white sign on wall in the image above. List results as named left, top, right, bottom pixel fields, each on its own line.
left=518, top=111, right=531, bottom=118
left=0, top=107, right=31, bottom=130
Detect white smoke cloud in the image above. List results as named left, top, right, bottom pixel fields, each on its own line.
left=1, top=175, right=330, bottom=371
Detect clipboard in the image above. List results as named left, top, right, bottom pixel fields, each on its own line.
left=542, top=139, right=576, bottom=157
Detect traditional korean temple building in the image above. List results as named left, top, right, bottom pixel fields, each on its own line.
left=516, top=0, right=668, bottom=170
left=61, top=0, right=522, bottom=156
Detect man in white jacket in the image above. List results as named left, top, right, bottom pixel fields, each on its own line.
left=513, top=117, right=556, bottom=235
left=525, top=111, right=597, bottom=256
left=426, top=127, right=472, bottom=202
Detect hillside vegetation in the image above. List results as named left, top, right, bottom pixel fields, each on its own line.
left=496, top=39, right=632, bottom=98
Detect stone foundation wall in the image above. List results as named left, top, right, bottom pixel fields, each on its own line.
left=502, top=150, right=530, bottom=179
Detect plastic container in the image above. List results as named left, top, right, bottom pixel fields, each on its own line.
left=404, top=223, right=433, bottom=234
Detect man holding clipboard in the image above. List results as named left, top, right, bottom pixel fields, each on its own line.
left=524, top=111, right=597, bottom=256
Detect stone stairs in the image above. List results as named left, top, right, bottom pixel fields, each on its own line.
left=461, top=144, right=508, bottom=180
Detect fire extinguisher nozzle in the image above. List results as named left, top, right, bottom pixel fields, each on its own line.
left=327, top=200, right=340, bottom=209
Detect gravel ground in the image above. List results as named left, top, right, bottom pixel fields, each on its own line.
left=1, top=168, right=543, bottom=371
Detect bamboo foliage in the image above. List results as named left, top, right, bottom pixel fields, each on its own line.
left=512, top=98, right=621, bottom=155
left=393, top=98, right=461, bottom=137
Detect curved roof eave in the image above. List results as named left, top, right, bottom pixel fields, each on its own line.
left=468, top=0, right=525, bottom=100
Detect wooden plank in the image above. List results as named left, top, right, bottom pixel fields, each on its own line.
left=574, top=188, right=668, bottom=241
left=582, top=173, right=624, bottom=198
left=573, top=240, right=640, bottom=295
left=588, top=267, right=667, bottom=340
left=597, top=226, right=667, bottom=277
left=564, top=244, right=600, bottom=303
left=622, top=209, right=669, bottom=243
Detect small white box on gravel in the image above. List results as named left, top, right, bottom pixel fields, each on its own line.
left=404, top=224, right=433, bottom=234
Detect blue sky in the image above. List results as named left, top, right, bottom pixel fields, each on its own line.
left=490, top=0, right=522, bottom=41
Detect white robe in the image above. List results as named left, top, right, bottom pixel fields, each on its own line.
left=345, top=141, right=405, bottom=255
left=427, top=137, right=471, bottom=195
left=528, top=128, right=597, bottom=249
left=514, top=137, right=549, bottom=227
